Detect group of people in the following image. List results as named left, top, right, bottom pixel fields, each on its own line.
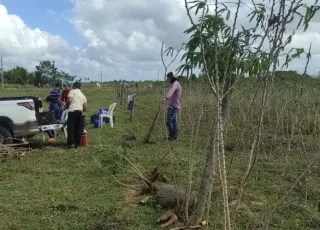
left=44, top=71, right=180, bottom=147
left=46, top=81, right=87, bottom=148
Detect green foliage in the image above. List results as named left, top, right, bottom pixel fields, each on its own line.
left=4, top=66, right=33, bottom=84
left=56, top=70, right=77, bottom=82
left=176, top=0, right=320, bottom=90
left=35, top=60, right=58, bottom=85
left=3, top=60, right=77, bottom=86
left=34, top=60, right=76, bottom=85
left=274, top=70, right=311, bottom=80
left=177, top=7, right=262, bottom=86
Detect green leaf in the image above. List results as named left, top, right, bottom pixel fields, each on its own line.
left=195, top=1, right=206, bottom=15
left=189, top=1, right=200, bottom=10
left=291, top=48, right=305, bottom=59
left=226, top=10, right=231, bottom=21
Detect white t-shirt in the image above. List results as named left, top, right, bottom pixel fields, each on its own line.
left=68, top=89, right=87, bottom=111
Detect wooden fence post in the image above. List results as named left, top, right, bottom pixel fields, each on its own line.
left=120, top=83, right=123, bottom=105
left=129, top=95, right=135, bottom=122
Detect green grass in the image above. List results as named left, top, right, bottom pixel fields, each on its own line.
left=0, top=82, right=320, bottom=229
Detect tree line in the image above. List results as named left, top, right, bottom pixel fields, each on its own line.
left=1, top=60, right=89, bottom=86
left=1, top=59, right=315, bottom=86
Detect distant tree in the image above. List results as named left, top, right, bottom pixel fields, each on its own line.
left=1, top=61, right=77, bottom=86
left=26, top=72, right=35, bottom=85
left=190, top=73, right=197, bottom=81
left=4, top=66, right=30, bottom=84
left=13, top=66, right=27, bottom=84
left=57, top=70, right=77, bottom=82
left=34, top=60, right=58, bottom=85
left=274, top=70, right=312, bottom=81
left=176, top=75, right=189, bottom=82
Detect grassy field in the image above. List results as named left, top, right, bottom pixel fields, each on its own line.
left=0, top=80, right=320, bottom=230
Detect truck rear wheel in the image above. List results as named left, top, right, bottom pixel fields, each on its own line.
left=0, top=126, right=13, bottom=144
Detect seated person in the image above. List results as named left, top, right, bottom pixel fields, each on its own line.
left=45, top=83, right=63, bottom=142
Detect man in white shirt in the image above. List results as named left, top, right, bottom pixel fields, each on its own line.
left=66, top=82, right=87, bottom=148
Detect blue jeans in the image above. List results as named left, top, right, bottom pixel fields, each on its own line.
left=166, top=107, right=179, bottom=139
left=46, top=130, right=55, bottom=139
left=50, top=103, right=62, bottom=120
left=46, top=103, right=62, bottom=138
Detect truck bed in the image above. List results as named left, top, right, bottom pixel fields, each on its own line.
left=0, top=96, right=40, bottom=101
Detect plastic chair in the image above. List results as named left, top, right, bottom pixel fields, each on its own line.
left=99, top=103, right=116, bottom=128
left=40, top=109, right=69, bottom=141
left=60, top=109, right=69, bottom=138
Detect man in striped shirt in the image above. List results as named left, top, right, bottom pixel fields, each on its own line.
left=49, top=83, right=63, bottom=120
left=45, top=83, right=63, bottom=142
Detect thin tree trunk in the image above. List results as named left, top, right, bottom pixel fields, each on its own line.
left=189, top=114, right=217, bottom=226
left=222, top=76, right=234, bottom=131
left=218, top=97, right=231, bottom=230
left=144, top=105, right=161, bottom=143
left=184, top=96, right=204, bottom=222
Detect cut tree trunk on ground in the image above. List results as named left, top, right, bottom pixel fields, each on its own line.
left=156, top=185, right=197, bottom=211
left=133, top=168, right=200, bottom=228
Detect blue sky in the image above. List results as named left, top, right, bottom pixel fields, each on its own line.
left=0, top=0, right=83, bottom=47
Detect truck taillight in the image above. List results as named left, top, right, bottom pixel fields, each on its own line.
left=17, top=102, right=35, bottom=110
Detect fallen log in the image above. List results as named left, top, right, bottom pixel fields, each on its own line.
left=110, top=153, right=201, bottom=228
left=156, top=185, right=196, bottom=211
left=134, top=169, right=198, bottom=228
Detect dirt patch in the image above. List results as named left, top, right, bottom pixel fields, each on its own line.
left=120, top=186, right=142, bottom=213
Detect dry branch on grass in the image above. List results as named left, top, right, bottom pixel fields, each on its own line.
left=103, top=150, right=203, bottom=228
left=136, top=170, right=200, bottom=229
left=0, top=143, right=28, bottom=161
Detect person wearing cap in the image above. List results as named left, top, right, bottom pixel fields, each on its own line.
left=45, top=83, right=63, bottom=143
left=66, top=81, right=87, bottom=148
left=49, top=83, right=63, bottom=119
left=165, top=72, right=182, bottom=141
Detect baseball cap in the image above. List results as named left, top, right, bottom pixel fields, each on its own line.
left=63, top=81, right=70, bottom=87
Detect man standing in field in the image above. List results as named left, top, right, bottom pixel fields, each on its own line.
left=66, top=82, right=87, bottom=148
left=165, top=72, right=182, bottom=141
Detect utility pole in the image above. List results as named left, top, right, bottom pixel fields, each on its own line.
left=100, top=63, right=102, bottom=83
left=1, top=57, right=3, bottom=89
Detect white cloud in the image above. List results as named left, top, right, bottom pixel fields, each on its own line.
left=69, top=0, right=320, bottom=77
left=70, top=0, right=188, bottom=79
left=0, top=0, right=319, bottom=82
left=0, top=4, right=98, bottom=80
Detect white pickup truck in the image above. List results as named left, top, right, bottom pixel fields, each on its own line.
left=0, top=96, right=43, bottom=144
